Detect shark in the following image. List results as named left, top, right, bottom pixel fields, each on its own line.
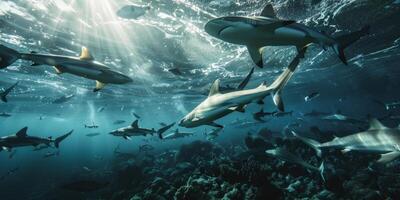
left=0, top=81, right=18, bottom=102
left=0, top=127, right=73, bottom=152
left=110, top=120, right=175, bottom=140
left=292, top=119, right=400, bottom=163
left=160, top=129, right=194, bottom=140
left=252, top=108, right=276, bottom=122
left=204, top=4, right=369, bottom=67
left=266, top=147, right=325, bottom=182
left=179, top=48, right=306, bottom=128
left=0, top=45, right=132, bottom=92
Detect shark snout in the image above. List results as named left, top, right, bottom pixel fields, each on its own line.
left=204, top=18, right=228, bottom=38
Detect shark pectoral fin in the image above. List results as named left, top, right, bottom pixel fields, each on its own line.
left=53, top=66, right=64, bottom=74
left=79, top=47, right=94, bottom=61
left=208, top=122, right=223, bottom=128
left=93, top=81, right=106, bottom=92
left=247, top=45, right=264, bottom=68
left=341, top=148, right=352, bottom=154
left=272, top=91, right=284, bottom=112
left=123, top=135, right=131, bottom=140
left=377, top=151, right=400, bottom=163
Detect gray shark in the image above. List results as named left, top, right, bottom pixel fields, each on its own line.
left=253, top=108, right=276, bottom=122
left=160, top=129, right=194, bottom=140
left=179, top=48, right=306, bottom=128
left=266, top=147, right=325, bottom=182
left=110, top=120, right=175, bottom=140
left=0, top=45, right=132, bottom=92
left=0, top=81, right=18, bottom=102
left=204, top=4, right=369, bottom=67
left=0, top=112, right=11, bottom=118
left=0, top=127, right=73, bottom=152
left=52, top=94, right=74, bottom=104
left=292, top=119, right=400, bottom=163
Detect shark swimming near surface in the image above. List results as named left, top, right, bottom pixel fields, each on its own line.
left=292, top=119, right=400, bottom=163
left=204, top=4, right=369, bottom=67
left=0, top=45, right=132, bottom=91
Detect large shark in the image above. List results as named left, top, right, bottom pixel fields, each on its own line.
left=160, top=129, right=194, bottom=140
left=292, top=119, right=400, bottom=163
left=204, top=4, right=369, bottom=67
left=0, top=45, right=132, bottom=92
left=179, top=48, right=306, bottom=128
left=110, top=120, right=175, bottom=140
left=0, top=127, right=73, bottom=152
left=266, top=147, right=325, bottom=182
left=0, top=82, right=18, bottom=103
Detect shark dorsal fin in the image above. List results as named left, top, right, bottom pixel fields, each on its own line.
left=79, top=47, right=94, bottom=60
left=208, top=80, right=220, bottom=96
left=369, top=119, right=386, bottom=130
left=16, top=127, right=28, bottom=137
left=131, top=120, right=139, bottom=128
left=260, top=4, right=277, bottom=18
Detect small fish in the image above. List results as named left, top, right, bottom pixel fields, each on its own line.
left=252, top=108, right=276, bottom=122
left=159, top=122, right=167, bottom=126
left=82, top=166, right=91, bottom=172
left=97, top=106, right=105, bottom=113
left=86, top=133, right=101, bottom=137
left=304, top=92, right=320, bottom=102
left=113, top=120, right=126, bottom=125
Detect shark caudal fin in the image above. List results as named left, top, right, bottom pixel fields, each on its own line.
left=291, top=131, right=322, bottom=157
left=157, top=122, right=175, bottom=139
left=54, top=130, right=73, bottom=148
left=0, top=45, right=21, bottom=69
left=268, top=47, right=306, bottom=111
left=332, top=25, right=370, bottom=65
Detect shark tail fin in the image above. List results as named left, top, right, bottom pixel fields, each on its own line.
left=54, top=130, right=73, bottom=148
left=333, top=25, right=370, bottom=65
left=291, top=131, right=322, bottom=157
left=268, top=48, right=306, bottom=112
left=157, top=122, right=175, bottom=135
left=319, top=161, right=326, bottom=182
left=1, top=95, right=7, bottom=103
left=0, top=45, right=21, bottom=69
